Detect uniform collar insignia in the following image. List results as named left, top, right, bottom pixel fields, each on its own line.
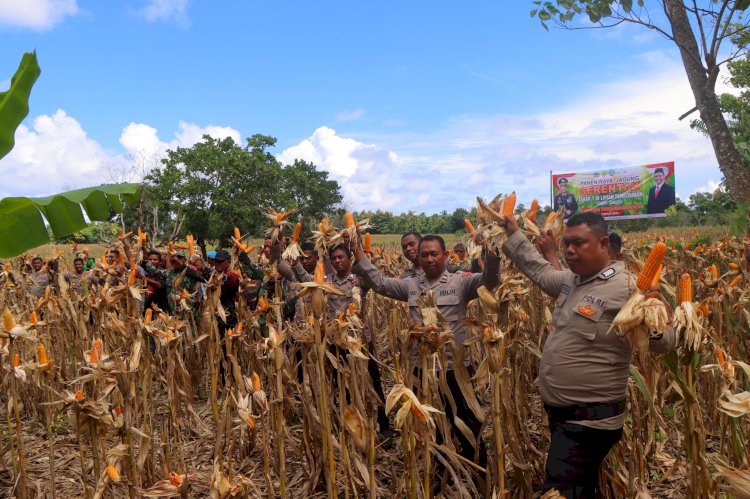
left=600, top=268, right=616, bottom=279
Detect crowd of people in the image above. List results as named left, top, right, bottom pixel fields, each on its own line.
left=5, top=211, right=676, bottom=498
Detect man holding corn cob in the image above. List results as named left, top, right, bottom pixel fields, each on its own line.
left=351, top=233, right=501, bottom=466
left=501, top=212, right=675, bottom=499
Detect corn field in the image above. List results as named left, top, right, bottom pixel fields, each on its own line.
left=0, top=222, right=749, bottom=498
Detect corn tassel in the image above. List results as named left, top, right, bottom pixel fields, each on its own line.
left=636, top=242, right=667, bottom=291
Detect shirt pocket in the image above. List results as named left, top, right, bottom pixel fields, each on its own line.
left=568, top=300, right=605, bottom=341
left=435, top=293, right=461, bottom=322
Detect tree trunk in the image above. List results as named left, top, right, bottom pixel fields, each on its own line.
left=666, top=0, right=750, bottom=204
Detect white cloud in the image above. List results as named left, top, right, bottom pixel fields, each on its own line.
left=278, top=127, right=404, bottom=210
left=692, top=180, right=722, bottom=197
left=0, top=110, right=242, bottom=198
left=0, top=0, right=78, bottom=30
left=280, top=51, right=725, bottom=214
left=336, top=108, right=365, bottom=122
left=135, top=0, right=190, bottom=27
left=120, top=120, right=241, bottom=158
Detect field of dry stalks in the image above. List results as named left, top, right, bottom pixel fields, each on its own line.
left=0, top=215, right=749, bottom=498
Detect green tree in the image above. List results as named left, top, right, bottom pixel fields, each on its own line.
left=532, top=0, right=750, bottom=204
left=146, top=134, right=342, bottom=253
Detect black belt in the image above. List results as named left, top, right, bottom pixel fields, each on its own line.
left=544, top=399, right=626, bottom=422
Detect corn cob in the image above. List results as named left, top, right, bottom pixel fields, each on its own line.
left=144, top=308, right=153, bottom=325
left=728, top=275, right=743, bottom=288
left=118, top=252, right=125, bottom=265
left=234, top=227, right=241, bottom=241
left=729, top=262, right=740, bottom=270
left=344, top=212, right=356, bottom=228
left=13, top=353, right=19, bottom=367
left=503, top=192, right=516, bottom=218
left=75, top=390, right=85, bottom=401
left=636, top=242, right=667, bottom=291
left=709, top=264, right=718, bottom=280
left=106, top=465, right=120, bottom=482
left=679, top=273, right=692, bottom=303
left=364, top=233, right=372, bottom=253
left=464, top=219, right=476, bottom=236
left=3, top=309, right=14, bottom=332
left=528, top=199, right=539, bottom=223
left=716, top=347, right=727, bottom=370
left=651, top=264, right=662, bottom=287
left=292, top=223, right=302, bottom=243
left=314, top=261, right=325, bottom=284
left=37, top=344, right=48, bottom=365
left=29, top=311, right=38, bottom=325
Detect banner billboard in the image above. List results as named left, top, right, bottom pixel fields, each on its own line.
left=550, top=162, right=676, bottom=221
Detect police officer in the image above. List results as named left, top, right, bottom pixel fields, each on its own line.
left=351, top=234, right=501, bottom=467
left=501, top=212, right=674, bottom=498
left=554, top=177, right=578, bottom=222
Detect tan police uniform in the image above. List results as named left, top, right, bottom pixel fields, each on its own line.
left=399, top=266, right=423, bottom=280
left=502, top=230, right=675, bottom=430
left=353, top=254, right=500, bottom=365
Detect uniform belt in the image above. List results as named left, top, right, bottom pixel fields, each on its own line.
left=544, top=399, right=626, bottom=422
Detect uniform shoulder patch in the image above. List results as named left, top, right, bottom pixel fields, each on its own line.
left=599, top=268, right=616, bottom=279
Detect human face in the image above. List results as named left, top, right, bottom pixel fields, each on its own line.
left=654, top=171, right=665, bottom=185
left=159, top=254, right=167, bottom=268
left=107, top=252, right=117, bottom=265
left=74, top=260, right=84, bottom=273
left=263, top=239, right=272, bottom=258
left=301, top=250, right=318, bottom=273
left=401, top=235, right=420, bottom=265
left=558, top=182, right=568, bottom=193
left=454, top=244, right=466, bottom=261
left=191, top=257, right=205, bottom=271
left=148, top=253, right=160, bottom=266
left=171, top=255, right=185, bottom=269
left=419, top=240, right=448, bottom=280
left=215, top=259, right=230, bottom=272
left=32, top=258, right=43, bottom=271
left=562, top=224, right=610, bottom=278
left=330, top=249, right=351, bottom=275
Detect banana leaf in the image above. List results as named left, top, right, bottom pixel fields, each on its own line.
left=0, top=52, right=41, bottom=160
left=0, top=183, right=141, bottom=258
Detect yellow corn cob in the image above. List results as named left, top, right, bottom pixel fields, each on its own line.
left=13, top=353, right=19, bottom=367
left=679, top=273, right=692, bottom=303
left=464, top=219, right=476, bottom=236
left=314, top=261, right=325, bottom=284
left=144, top=308, right=153, bottom=325
left=29, top=311, right=38, bottom=325
left=128, top=269, right=136, bottom=286
left=728, top=275, right=743, bottom=289
left=364, top=233, right=372, bottom=253
left=636, top=242, right=667, bottom=291
left=344, top=212, right=356, bottom=228
left=292, top=222, right=302, bottom=243
left=708, top=263, right=718, bottom=280
left=651, top=264, right=662, bottom=287
left=118, top=252, right=125, bottom=265
left=37, top=343, right=49, bottom=365
left=169, top=473, right=183, bottom=486
left=106, top=465, right=120, bottom=482
left=528, top=199, right=539, bottom=223
left=234, top=227, right=241, bottom=241
left=503, top=192, right=516, bottom=218
left=716, top=347, right=727, bottom=370
left=45, top=285, right=50, bottom=300
left=729, top=262, right=740, bottom=270
left=251, top=371, right=262, bottom=392
left=75, top=390, right=85, bottom=401
left=3, top=309, right=15, bottom=332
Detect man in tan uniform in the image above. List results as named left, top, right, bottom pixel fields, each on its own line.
left=399, top=231, right=422, bottom=279
left=501, top=212, right=674, bottom=498
left=352, top=234, right=500, bottom=467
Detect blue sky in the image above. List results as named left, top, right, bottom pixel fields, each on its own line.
left=0, top=0, right=726, bottom=213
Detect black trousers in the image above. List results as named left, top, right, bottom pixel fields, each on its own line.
left=543, top=419, right=623, bottom=499
left=438, top=370, right=485, bottom=466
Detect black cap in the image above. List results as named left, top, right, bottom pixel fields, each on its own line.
left=214, top=249, right=231, bottom=262
left=557, top=177, right=569, bottom=185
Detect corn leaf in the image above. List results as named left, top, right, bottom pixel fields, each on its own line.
left=0, top=52, right=41, bottom=160
left=0, top=183, right=140, bottom=257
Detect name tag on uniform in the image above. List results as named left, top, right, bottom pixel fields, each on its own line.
left=574, top=301, right=603, bottom=321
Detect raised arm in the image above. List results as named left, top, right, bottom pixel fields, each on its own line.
left=501, top=216, right=572, bottom=298
left=351, top=240, right=409, bottom=301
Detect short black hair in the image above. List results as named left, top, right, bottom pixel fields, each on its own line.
left=330, top=243, right=352, bottom=258
left=401, top=231, right=422, bottom=242
left=300, top=241, right=315, bottom=252
left=453, top=242, right=466, bottom=249
left=73, top=257, right=83, bottom=264
left=654, top=167, right=666, bottom=175
left=32, top=256, right=43, bottom=262
left=608, top=232, right=622, bottom=253
left=419, top=235, right=446, bottom=252
left=566, top=212, right=608, bottom=238
left=147, top=250, right=161, bottom=257
left=109, top=249, right=120, bottom=256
